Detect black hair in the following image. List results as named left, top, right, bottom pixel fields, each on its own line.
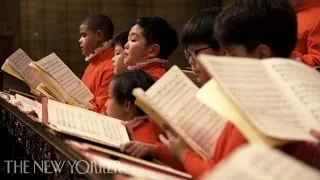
left=111, top=70, right=155, bottom=116
left=82, top=13, right=114, bottom=41
left=181, top=8, right=221, bottom=50
left=111, top=29, right=129, bottom=48
left=133, top=17, right=179, bottom=59
left=214, top=0, right=297, bottom=58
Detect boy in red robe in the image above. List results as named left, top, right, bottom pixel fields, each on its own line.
left=79, top=13, right=114, bottom=114
left=117, top=17, right=183, bottom=170
left=111, top=30, right=129, bottom=74
left=106, top=70, right=184, bottom=170
left=124, top=17, right=178, bottom=79
left=160, top=0, right=318, bottom=179
left=180, top=8, right=224, bottom=85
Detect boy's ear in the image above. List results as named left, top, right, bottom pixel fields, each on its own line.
left=252, top=44, right=273, bottom=59
left=148, top=44, right=161, bottom=59
left=96, top=30, right=105, bottom=43
left=123, top=100, right=132, bottom=113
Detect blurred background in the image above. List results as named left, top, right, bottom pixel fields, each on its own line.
left=0, top=0, right=233, bottom=92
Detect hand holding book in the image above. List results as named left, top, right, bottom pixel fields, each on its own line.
left=159, top=128, right=189, bottom=162
left=133, top=65, right=226, bottom=160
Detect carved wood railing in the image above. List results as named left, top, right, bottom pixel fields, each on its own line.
left=0, top=98, right=113, bottom=180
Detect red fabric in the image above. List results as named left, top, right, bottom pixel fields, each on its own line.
left=132, top=120, right=162, bottom=143
left=291, top=0, right=320, bottom=67
left=81, top=47, right=114, bottom=114
left=182, top=122, right=317, bottom=179
left=132, top=120, right=185, bottom=171
left=139, top=62, right=166, bottom=80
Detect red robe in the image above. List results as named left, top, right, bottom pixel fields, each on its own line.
left=139, top=62, right=166, bottom=80
left=182, top=122, right=317, bottom=179
left=132, top=120, right=185, bottom=171
left=81, top=47, right=114, bottom=114
left=291, top=0, right=320, bottom=67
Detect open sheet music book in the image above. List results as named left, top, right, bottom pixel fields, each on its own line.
left=200, top=144, right=320, bottom=180
left=196, top=55, right=320, bottom=146
left=42, top=99, right=130, bottom=149
left=1, top=48, right=40, bottom=88
left=66, top=140, right=192, bottom=180
left=1, top=48, right=93, bottom=107
left=133, top=65, right=226, bottom=160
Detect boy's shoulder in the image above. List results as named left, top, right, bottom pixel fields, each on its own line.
left=99, top=47, right=115, bottom=63
left=86, top=47, right=114, bottom=75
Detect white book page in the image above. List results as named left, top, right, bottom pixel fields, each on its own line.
left=145, top=66, right=226, bottom=159
left=263, top=59, right=320, bottom=130
left=47, top=100, right=129, bottom=148
left=196, top=79, right=284, bottom=146
left=4, top=48, right=40, bottom=88
left=201, top=144, right=320, bottom=180
left=36, top=53, right=93, bottom=105
left=197, top=55, right=316, bottom=142
left=86, top=153, right=189, bottom=180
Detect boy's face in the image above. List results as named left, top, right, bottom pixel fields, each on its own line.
left=106, top=81, right=126, bottom=120
left=112, top=44, right=127, bottom=74
left=79, top=24, right=99, bottom=57
left=124, top=25, right=151, bottom=66
left=185, top=44, right=224, bottom=84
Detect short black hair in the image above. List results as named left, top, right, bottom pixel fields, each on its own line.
left=181, top=8, right=221, bottom=50
left=133, top=17, right=179, bottom=59
left=111, top=29, right=129, bottom=48
left=214, top=0, right=297, bottom=58
left=111, top=70, right=155, bottom=116
left=82, top=13, right=114, bottom=41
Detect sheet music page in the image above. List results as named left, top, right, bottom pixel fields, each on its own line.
left=47, top=100, right=129, bottom=148
left=263, top=59, right=320, bottom=130
left=197, top=55, right=316, bottom=142
left=201, top=144, right=320, bottom=180
left=4, top=48, right=40, bottom=88
left=15, top=94, right=42, bottom=120
left=36, top=53, right=93, bottom=105
left=196, top=79, right=284, bottom=146
left=85, top=151, right=190, bottom=180
left=1, top=61, right=25, bottom=81
left=146, top=66, right=226, bottom=159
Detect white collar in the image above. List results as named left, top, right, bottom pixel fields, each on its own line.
left=85, top=41, right=111, bottom=62
left=121, top=115, right=149, bottom=130
left=127, top=58, right=167, bottom=70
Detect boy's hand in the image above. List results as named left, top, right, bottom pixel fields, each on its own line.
left=159, top=129, right=188, bottom=162
left=310, top=129, right=320, bottom=154
left=121, top=121, right=135, bottom=140
left=120, top=141, right=156, bottom=158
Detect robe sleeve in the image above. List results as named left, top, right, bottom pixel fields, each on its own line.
left=292, top=19, right=320, bottom=67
